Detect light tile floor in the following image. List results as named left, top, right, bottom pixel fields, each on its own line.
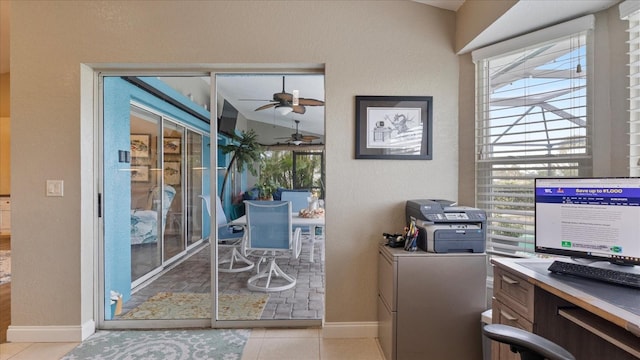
left=0, top=328, right=385, bottom=360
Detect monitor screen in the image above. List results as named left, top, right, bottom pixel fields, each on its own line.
left=218, top=99, right=238, bottom=136
left=535, top=177, right=640, bottom=266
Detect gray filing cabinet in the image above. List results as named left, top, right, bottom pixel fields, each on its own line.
left=378, top=244, right=487, bottom=360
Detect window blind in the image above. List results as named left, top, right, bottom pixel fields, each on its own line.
left=621, top=1, right=640, bottom=176
left=473, top=29, right=593, bottom=257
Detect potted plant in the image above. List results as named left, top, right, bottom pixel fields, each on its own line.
left=257, top=179, right=277, bottom=200
left=219, top=129, right=263, bottom=203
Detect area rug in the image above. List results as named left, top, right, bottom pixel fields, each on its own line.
left=0, top=250, right=10, bottom=285
left=120, top=292, right=269, bottom=320
left=61, top=329, right=251, bottom=360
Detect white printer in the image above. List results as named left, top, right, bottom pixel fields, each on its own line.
left=406, top=199, right=486, bottom=253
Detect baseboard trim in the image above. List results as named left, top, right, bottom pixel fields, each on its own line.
left=322, top=321, right=378, bottom=338
left=7, top=320, right=95, bottom=342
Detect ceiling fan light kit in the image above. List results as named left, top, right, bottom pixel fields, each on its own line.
left=276, top=105, right=293, bottom=116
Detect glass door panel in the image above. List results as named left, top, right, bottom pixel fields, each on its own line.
left=130, top=106, right=162, bottom=284
left=103, top=75, right=213, bottom=325
left=163, top=120, right=185, bottom=261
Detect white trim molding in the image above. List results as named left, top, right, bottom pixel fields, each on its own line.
left=7, top=320, right=95, bottom=343
left=472, top=14, right=595, bottom=62
left=322, top=321, right=379, bottom=339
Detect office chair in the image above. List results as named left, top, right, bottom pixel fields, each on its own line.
left=244, top=200, right=302, bottom=292
left=483, top=324, right=576, bottom=360
left=200, top=194, right=254, bottom=273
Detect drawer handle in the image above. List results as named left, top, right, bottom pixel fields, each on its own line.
left=500, top=309, right=519, bottom=322
left=501, top=275, right=519, bottom=285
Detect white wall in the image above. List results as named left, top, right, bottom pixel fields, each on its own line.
left=10, top=0, right=458, bottom=339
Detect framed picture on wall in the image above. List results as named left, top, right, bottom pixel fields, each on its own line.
left=164, top=161, right=181, bottom=185
left=163, top=137, right=181, bottom=154
left=131, top=165, right=150, bottom=182
left=131, top=134, right=151, bottom=158
left=355, top=96, right=433, bottom=160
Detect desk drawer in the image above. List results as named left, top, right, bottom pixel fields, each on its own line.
left=492, top=299, right=533, bottom=332
left=493, top=266, right=534, bottom=322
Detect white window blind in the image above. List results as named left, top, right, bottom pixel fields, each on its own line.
left=621, top=1, right=640, bottom=176
left=473, top=23, right=593, bottom=257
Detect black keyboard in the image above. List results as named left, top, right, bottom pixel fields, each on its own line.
left=548, top=260, right=640, bottom=289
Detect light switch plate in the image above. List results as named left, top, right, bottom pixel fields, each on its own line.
left=46, top=180, right=64, bottom=197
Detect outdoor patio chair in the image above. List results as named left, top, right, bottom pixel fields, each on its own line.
left=200, top=194, right=254, bottom=273
left=244, top=200, right=302, bottom=292
left=281, top=190, right=324, bottom=262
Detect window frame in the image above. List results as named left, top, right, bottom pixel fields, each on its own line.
left=473, top=16, right=595, bottom=259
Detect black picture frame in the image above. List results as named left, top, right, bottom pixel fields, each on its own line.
left=355, top=96, right=432, bottom=160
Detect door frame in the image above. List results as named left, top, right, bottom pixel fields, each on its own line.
left=91, top=65, right=325, bottom=331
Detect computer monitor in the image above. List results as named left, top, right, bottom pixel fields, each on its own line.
left=534, top=177, right=640, bottom=266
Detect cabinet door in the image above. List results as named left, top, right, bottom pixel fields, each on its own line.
left=396, top=255, right=487, bottom=360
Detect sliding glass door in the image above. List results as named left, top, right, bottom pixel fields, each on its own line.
left=102, top=76, right=211, bottom=324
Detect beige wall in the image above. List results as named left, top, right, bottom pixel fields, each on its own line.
left=455, top=0, right=517, bottom=53
left=10, top=0, right=630, bottom=340
left=10, top=1, right=458, bottom=335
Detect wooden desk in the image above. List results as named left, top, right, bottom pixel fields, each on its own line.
left=491, top=258, right=640, bottom=360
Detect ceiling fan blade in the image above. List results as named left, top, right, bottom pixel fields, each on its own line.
left=297, top=98, right=324, bottom=106
left=255, top=103, right=277, bottom=111
left=301, top=135, right=320, bottom=141
left=292, top=105, right=306, bottom=114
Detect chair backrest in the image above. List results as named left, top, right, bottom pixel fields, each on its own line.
left=281, top=190, right=311, bottom=213
left=245, top=200, right=292, bottom=250
left=146, top=185, right=176, bottom=223
left=161, top=186, right=176, bottom=223
left=200, top=194, right=244, bottom=241
left=199, top=194, right=229, bottom=226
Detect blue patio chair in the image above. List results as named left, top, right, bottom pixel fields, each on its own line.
left=200, top=195, right=254, bottom=273
left=280, top=190, right=311, bottom=213
left=281, top=190, right=325, bottom=262
left=244, top=200, right=302, bottom=292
